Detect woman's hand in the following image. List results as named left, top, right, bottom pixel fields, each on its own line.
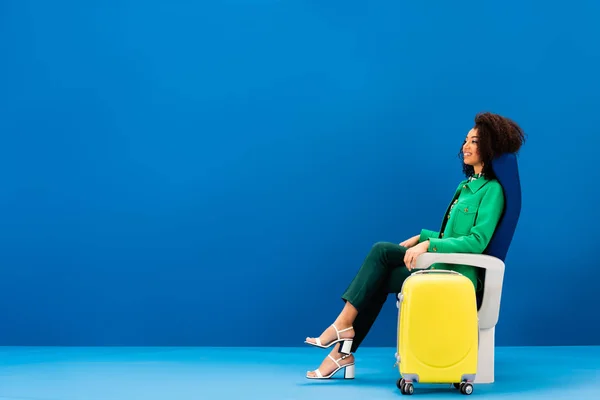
left=404, top=240, right=430, bottom=271
left=399, top=234, right=420, bottom=248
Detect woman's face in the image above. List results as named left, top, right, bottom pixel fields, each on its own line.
left=462, top=128, right=483, bottom=168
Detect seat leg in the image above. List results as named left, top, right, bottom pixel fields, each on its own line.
left=475, top=327, right=495, bottom=383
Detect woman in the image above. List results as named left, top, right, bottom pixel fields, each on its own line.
left=304, top=112, right=526, bottom=379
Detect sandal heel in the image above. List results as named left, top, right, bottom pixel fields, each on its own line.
left=339, top=339, right=353, bottom=355
left=344, top=364, right=355, bottom=379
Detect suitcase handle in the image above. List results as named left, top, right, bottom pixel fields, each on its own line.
left=412, top=269, right=461, bottom=276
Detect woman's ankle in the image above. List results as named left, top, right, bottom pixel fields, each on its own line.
left=331, top=347, right=354, bottom=361
left=333, top=319, right=354, bottom=330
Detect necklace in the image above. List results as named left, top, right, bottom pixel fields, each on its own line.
left=468, top=172, right=484, bottom=182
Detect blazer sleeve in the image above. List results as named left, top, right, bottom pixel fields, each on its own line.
left=419, top=229, right=440, bottom=242
left=427, top=182, right=504, bottom=254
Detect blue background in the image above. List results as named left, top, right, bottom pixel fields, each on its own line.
left=1, top=0, right=598, bottom=347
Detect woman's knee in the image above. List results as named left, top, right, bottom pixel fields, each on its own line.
left=370, top=241, right=394, bottom=253
left=368, top=241, right=406, bottom=268
left=368, top=241, right=396, bottom=261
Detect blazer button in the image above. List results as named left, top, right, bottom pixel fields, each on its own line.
left=433, top=247, right=438, bottom=252
left=464, top=208, right=468, bottom=212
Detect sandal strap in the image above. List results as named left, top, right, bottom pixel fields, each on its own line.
left=331, top=324, right=354, bottom=340
left=327, top=354, right=341, bottom=367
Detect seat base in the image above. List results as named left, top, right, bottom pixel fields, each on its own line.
left=475, top=327, right=495, bottom=383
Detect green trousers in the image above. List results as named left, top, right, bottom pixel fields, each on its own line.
left=341, top=241, right=411, bottom=352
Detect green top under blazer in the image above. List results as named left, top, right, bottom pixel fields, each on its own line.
left=418, top=175, right=505, bottom=291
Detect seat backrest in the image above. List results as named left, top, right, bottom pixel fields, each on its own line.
left=476, top=152, right=522, bottom=307
left=484, top=152, right=522, bottom=261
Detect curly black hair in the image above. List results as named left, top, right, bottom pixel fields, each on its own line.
left=460, top=112, right=526, bottom=179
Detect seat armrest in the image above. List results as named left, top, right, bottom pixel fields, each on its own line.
left=414, top=253, right=505, bottom=329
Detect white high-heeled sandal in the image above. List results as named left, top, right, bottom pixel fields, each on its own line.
left=306, top=354, right=355, bottom=380
left=305, top=324, right=354, bottom=354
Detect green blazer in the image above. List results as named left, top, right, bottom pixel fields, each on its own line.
left=418, top=176, right=505, bottom=290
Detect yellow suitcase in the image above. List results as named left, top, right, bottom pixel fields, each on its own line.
left=395, top=270, right=478, bottom=395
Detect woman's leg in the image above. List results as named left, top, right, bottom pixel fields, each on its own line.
left=306, top=241, right=411, bottom=378
left=347, top=264, right=411, bottom=351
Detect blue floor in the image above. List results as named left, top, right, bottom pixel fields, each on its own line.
left=0, top=346, right=598, bottom=399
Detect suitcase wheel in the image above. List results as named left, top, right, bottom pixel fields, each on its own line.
left=396, top=378, right=405, bottom=389
left=397, top=379, right=414, bottom=395
left=455, top=382, right=473, bottom=395
left=461, top=383, right=473, bottom=395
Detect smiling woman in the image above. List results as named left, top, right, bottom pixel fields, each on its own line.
left=303, top=111, right=526, bottom=380
left=462, top=130, right=483, bottom=171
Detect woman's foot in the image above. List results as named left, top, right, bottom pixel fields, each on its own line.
left=306, top=347, right=355, bottom=379
left=305, top=323, right=354, bottom=348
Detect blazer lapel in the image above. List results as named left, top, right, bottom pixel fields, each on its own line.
left=466, top=176, right=490, bottom=193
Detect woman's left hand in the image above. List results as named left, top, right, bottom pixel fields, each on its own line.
left=404, top=240, right=430, bottom=271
